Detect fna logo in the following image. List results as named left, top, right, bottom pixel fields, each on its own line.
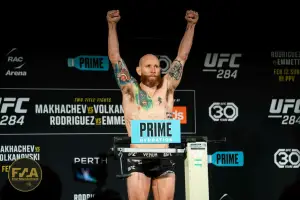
left=68, top=55, right=109, bottom=71
left=8, top=158, right=42, bottom=192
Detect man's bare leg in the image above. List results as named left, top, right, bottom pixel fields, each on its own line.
left=127, top=172, right=151, bottom=200
left=152, top=173, right=176, bottom=200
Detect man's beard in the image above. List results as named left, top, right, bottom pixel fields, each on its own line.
left=140, top=75, right=162, bottom=88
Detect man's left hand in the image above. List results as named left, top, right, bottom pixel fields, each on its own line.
left=185, top=10, right=199, bottom=24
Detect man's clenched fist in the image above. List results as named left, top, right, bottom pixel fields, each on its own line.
left=185, top=10, right=199, bottom=24
left=107, top=10, right=121, bottom=23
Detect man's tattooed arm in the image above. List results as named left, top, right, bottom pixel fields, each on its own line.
left=113, top=59, right=137, bottom=90
left=108, top=21, right=137, bottom=91
left=168, top=59, right=184, bottom=81
left=165, top=23, right=196, bottom=89
left=165, top=59, right=184, bottom=90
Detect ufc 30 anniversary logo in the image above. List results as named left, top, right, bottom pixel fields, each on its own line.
left=0, top=97, right=30, bottom=126
left=274, top=149, right=300, bottom=168
left=268, top=99, right=300, bottom=125
left=8, top=158, right=42, bottom=192
left=203, top=53, right=242, bottom=79
left=209, top=102, right=239, bottom=122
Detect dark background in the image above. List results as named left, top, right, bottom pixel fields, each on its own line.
left=0, top=0, right=300, bottom=200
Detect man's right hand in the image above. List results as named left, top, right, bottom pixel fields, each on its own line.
left=107, top=10, right=121, bottom=24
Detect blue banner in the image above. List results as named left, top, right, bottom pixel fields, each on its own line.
left=209, top=151, right=244, bottom=167
left=131, top=120, right=181, bottom=144
left=67, top=55, right=109, bottom=71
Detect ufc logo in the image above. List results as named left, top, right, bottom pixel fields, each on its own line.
left=0, top=97, right=30, bottom=113
left=8, top=56, right=23, bottom=62
left=204, top=53, right=242, bottom=68
left=269, top=99, right=300, bottom=114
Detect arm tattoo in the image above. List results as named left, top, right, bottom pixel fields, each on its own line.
left=168, top=60, right=183, bottom=80
left=114, top=59, right=134, bottom=87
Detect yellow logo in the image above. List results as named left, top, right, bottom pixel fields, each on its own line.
left=8, top=158, right=42, bottom=192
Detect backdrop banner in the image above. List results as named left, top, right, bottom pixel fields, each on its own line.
left=0, top=88, right=195, bottom=134
left=0, top=47, right=299, bottom=200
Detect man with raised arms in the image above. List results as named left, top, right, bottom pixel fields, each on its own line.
left=107, top=9, right=198, bottom=200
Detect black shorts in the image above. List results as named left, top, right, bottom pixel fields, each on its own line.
left=127, top=153, right=175, bottom=178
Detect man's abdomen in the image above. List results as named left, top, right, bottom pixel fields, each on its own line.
left=123, top=99, right=173, bottom=149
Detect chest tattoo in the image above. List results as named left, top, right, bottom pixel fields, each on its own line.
left=158, top=97, right=162, bottom=105
left=133, top=84, right=153, bottom=111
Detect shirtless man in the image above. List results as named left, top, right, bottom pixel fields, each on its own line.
left=107, top=9, right=198, bottom=200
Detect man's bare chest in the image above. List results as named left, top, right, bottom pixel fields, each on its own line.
left=123, top=86, right=172, bottom=111
left=137, top=90, right=168, bottom=109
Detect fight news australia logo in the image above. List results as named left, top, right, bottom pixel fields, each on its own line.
left=274, top=149, right=300, bottom=169
left=203, top=53, right=242, bottom=79
left=0, top=97, right=30, bottom=126
left=3, top=48, right=27, bottom=76
left=8, top=158, right=42, bottom=192
left=67, top=55, right=109, bottom=71
left=268, top=98, right=300, bottom=126
left=209, top=102, right=239, bottom=122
